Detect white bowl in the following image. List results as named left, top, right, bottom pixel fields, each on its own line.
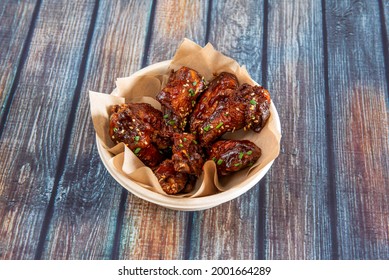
left=96, top=60, right=281, bottom=211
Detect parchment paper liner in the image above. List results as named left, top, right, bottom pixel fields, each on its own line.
left=90, top=39, right=281, bottom=198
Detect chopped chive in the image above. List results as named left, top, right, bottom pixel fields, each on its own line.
left=134, top=135, right=140, bottom=142
left=188, top=88, right=195, bottom=96
left=250, top=99, right=257, bottom=105
left=212, top=157, right=216, bottom=162
left=183, top=137, right=187, bottom=142
left=134, top=147, right=141, bottom=154
left=168, top=120, right=176, bottom=125
left=246, top=150, right=253, bottom=155
left=192, top=139, right=198, bottom=144
left=203, top=125, right=211, bottom=132
left=192, top=100, right=196, bottom=107
left=113, top=127, right=118, bottom=132
left=234, top=163, right=242, bottom=167
left=217, top=159, right=223, bottom=165
left=239, top=152, right=244, bottom=159
left=163, top=114, right=169, bottom=119
left=179, top=143, right=184, bottom=148
left=192, top=81, right=197, bottom=86
left=216, top=122, right=223, bottom=129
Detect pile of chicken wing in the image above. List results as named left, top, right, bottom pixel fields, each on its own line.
left=109, top=66, right=271, bottom=195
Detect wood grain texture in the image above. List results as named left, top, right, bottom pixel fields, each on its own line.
left=118, top=0, right=209, bottom=260
left=145, top=0, right=209, bottom=64
left=0, top=0, right=96, bottom=259
left=38, top=0, right=154, bottom=260
left=188, top=0, right=265, bottom=260
left=324, top=0, right=389, bottom=259
left=264, top=0, right=333, bottom=259
left=0, top=0, right=37, bottom=118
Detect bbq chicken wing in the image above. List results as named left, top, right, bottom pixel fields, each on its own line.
left=157, top=66, right=206, bottom=133
left=190, top=72, right=239, bottom=134
left=195, top=83, right=271, bottom=147
left=154, top=159, right=196, bottom=194
left=109, top=103, right=167, bottom=167
left=171, top=133, right=204, bottom=176
left=208, top=139, right=261, bottom=176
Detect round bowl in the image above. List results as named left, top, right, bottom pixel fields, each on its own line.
left=96, top=60, right=281, bottom=211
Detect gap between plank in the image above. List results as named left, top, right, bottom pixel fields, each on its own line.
left=378, top=0, right=389, bottom=100
left=0, top=0, right=42, bottom=140
left=256, top=0, right=269, bottom=260
left=110, top=0, right=157, bottom=260
left=321, top=0, right=339, bottom=260
left=204, top=0, right=213, bottom=43
left=34, top=0, right=100, bottom=260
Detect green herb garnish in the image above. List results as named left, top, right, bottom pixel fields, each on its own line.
left=134, top=147, right=141, bottom=154
left=217, top=159, right=223, bottom=165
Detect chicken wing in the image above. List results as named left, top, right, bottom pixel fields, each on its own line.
left=157, top=66, right=206, bottom=132
left=109, top=103, right=166, bottom=167
left=208, top=139, right=261, bottom=176
left=189, top=72, right=239, bottom=134
left=195, top=83, right=271, bottom=147
left=171, top=132, right=204, bottom=176
left=154, top=159, right=196, bottom=194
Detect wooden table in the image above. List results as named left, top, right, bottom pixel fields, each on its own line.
left=0, top=0, right=388, bottom=260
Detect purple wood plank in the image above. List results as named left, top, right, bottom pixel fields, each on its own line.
left=188, top=0, right=266, bottom=260
left=39, top=0, right=153, bottom=259
left=263, top=0, right=333, bottom=259
left=0, top=0, right=96, bottom=259
left=324, top=0, right=389, bottom=259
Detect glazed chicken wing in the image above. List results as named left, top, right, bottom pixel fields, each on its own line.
left=171, top=133, right=204, bottom=176
left=154, top=159, right=196, bottom=194
left=190, top=72, right=239, bottom=134
left=195, top=83, right=271, bottom=147
left=208, top=139, right=261, bottom=176
left=109, top=103, right=167, bottom=167
left=157, top=66, right=206, bottom=133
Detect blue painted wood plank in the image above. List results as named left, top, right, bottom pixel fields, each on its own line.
left=39, top=0, right=154, bottom=259
left=324, top=0, right=389, bottom=259
left=263, top=0, right=333, bottom=259
left=0, top=0, right=96, bottom=259
left=0, top=0, right=37, bottom=121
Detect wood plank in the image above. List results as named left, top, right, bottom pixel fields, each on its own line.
left=39, top=0, right=153, bottom=259
left=263, top=0, right=333, bottom=259
left=0, top=0, right=96, bottom=259
left=324, top=0, right=389, bottom=259
left=187, top=0, right=265, bottom=260
left=118, top=0, right=209, bottom=260
left=0, top=0, right=37, bottom=118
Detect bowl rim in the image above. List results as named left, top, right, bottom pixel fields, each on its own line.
left=95, top=60, right=281, bottom=211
